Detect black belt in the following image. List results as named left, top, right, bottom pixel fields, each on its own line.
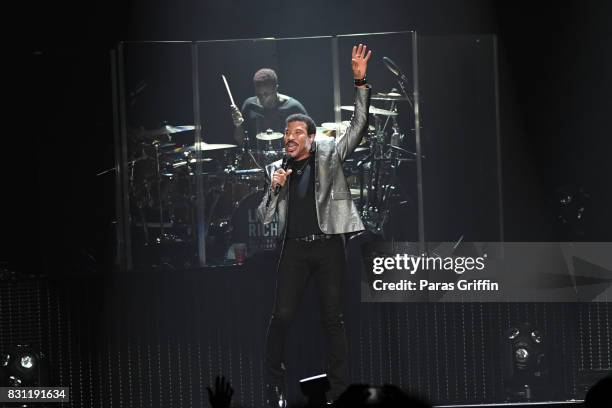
left=289, top=234, right=333, bottom=243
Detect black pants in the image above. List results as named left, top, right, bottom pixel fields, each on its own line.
left=265, top=234, right=348, bottom=400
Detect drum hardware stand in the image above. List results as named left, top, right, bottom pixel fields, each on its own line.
left=137, top=206, right=150, bottom=245
left=96, top=153, right=148, bottom=177
left=152, top=139, right=165, bottom=238
left=382, top=56, right=414, bottom=109
left=356, top=154, right=369, bottom=210
left=380, top=98, right=396, bottom=136
left=151, top=135, right=182, bottom=244
left=389, top=110, right=402, bottom=147
left=357, top=100, right=420, bottom=236
left=377, top=140, right=404, bottom=239
left=360, top=113, right=388, bottom=234
left=246, top=149, right=265, bottom=171
left=128, top=151, right=152, bottom=245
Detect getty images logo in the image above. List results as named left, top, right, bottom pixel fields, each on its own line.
left=371, top=253, right=487, bottom=275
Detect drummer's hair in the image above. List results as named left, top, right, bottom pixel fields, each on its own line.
left=253, top=68, right=278, bottom=87
left=286, top=113, right=317, bottom=136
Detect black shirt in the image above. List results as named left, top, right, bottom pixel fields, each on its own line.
left=286, top=155, right=323, bottom=238
left=241, top=94, right=307, bottom=139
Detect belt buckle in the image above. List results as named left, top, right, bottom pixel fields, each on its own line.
left=297, top=234, right=328, bottom=242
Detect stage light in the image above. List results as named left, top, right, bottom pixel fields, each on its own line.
left=20, top=356, right=34, bottom=369
left=299, top=373, right=330, bottom=407
left=514, top=347, right=529, bottom=364
left=0, top=345, right=49, bottom=387
left=502, top=322, right=548, bottom=401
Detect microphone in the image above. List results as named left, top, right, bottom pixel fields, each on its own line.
left=274, top=154, right=292, bottom=195
left=382, top=56, right=409, bottom=82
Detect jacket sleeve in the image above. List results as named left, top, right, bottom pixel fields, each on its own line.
left=256, top=187, right=279, bottom=225
left=335, top=85, right=371, bottom=162
left=256, top=164, right=279, bottom=224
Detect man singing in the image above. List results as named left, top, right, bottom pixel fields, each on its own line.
left=257, top=44, right=372, bottom=405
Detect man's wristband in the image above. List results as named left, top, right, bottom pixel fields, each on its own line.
left=354, top=77, right=367, bottom=86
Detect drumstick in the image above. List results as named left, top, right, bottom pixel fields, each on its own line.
left=221, top=74, right=237, bottom=106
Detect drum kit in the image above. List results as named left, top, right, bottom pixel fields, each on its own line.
left=343, top=91, right=418, bottom=234
left=125, top=90, right=416, bottom=265
left=126, top=122, right=282, bottom=263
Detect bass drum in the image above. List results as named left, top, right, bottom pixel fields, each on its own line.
left=228, top=191, right=280, bottom=259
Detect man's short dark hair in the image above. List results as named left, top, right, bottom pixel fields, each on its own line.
left=286, top=113, right=317, bottom=136
left=253, top=68, right=278, bottom=87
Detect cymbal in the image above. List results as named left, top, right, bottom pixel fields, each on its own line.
left=340, top=105, right=398, bottom=116
left=140, top=125, right=196, bottom=138
left=184, top=142, right=237, bottom=152
left=159, top=142, right=177, bottom=150
left=318, top=122, right=348, bottom=137
left=371, top=92, right=409, bottom=101
left=256, top=130, right=284, bottom=141
left=321, top=122, right=348, bottom=130
left=318, top=121, right=375, bottom=136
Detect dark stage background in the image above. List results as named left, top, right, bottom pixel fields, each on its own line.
left=3, top=0, right=612, bottom=406
left=7, top=0, right=612, bottom=272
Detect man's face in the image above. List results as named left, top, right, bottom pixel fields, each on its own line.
left=255, top=83, right=278, bottom=109
left=284, top=121, right=314, bottom=160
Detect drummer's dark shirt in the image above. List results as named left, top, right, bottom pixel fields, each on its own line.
left=241, top=93, right=307, bottom=140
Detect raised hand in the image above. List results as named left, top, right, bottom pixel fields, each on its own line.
left=351, top=43, right=372, bottom=80
left=207, top=375, right=234, bottom=408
